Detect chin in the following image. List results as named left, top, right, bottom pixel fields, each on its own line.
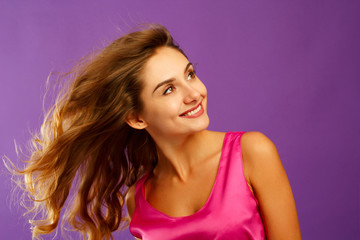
left=192, top=115, right=210, bottom=132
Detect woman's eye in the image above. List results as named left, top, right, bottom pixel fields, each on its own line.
left=163, top=86, right=174, bottom=95
left=187, top=70, right=196, bottom=80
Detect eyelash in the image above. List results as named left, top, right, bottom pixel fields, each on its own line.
left=163, top=85, right=175, bottom=95
left=162, top=69, right=197, bottom=95
left=187, top=69, right=197, bottom=80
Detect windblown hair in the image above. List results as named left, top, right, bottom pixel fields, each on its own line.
left=7, top=24, right=186, bottom=239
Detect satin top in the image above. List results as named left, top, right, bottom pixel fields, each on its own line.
left=129, top=131, right=266, bottom=240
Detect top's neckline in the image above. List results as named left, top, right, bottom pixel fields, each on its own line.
left=139, top=132, right=229, bottom=219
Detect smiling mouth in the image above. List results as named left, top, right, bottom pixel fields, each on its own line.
left=180, top=102, right=202, bottom=117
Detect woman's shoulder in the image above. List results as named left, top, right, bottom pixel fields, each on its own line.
left=125, top=171, right=152, bottom=219
left=239, top=132, right=302, bottom=239
left=240, top=131, right=279, bottom=184
left=125, top=184, right=136, bottom=219
left=240, top=131, right=277, bottom=157
left=204, top=130, right=276, bottom=151
left=240, top=131, right=283, bottom=189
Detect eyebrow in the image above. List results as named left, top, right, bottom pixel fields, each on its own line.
left=152, top=62, right=193, bottom=94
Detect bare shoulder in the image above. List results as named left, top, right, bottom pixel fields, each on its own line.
left=125, top=184, right=136, bottom=219
left=240, top=131, right=279, bottom=181
left=241, top=131, right=302, bottom=239
left=126, top=186, right=140, bottom=240
left=241, top=131, right=277, bottom=154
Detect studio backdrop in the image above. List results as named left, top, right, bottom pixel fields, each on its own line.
left=1, top=0, right=359, bottom=239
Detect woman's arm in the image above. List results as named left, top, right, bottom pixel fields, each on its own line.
left=241, top=131, right=302, bottom=240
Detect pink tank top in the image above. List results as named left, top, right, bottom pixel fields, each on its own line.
left=129, top=131, right=266, bottom=239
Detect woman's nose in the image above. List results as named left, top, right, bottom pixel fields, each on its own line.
left=183, top=84, right=201, bottom=104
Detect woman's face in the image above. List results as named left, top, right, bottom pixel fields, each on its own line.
left=136, top=46, right=209, bottom=138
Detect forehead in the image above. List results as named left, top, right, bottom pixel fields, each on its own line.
left=142, top=47, right=189, bottom=84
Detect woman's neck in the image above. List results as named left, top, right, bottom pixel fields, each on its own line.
left=151, top=130, right=225, bottom=182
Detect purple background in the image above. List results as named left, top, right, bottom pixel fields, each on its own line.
left=1, top=0, right=359, bottom=239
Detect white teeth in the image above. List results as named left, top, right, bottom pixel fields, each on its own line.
left=184, top=104, right=201, bottom=116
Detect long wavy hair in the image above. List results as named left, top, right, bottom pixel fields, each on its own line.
left=6, top=24, right=186, bottom=239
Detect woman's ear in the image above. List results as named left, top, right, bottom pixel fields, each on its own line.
left=126, top=112, right=148, bottom=130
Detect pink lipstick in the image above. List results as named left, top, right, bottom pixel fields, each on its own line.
left=179, top=102, right=204, bottom=118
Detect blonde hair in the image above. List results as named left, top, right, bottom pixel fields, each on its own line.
left=6, top=24, right=186, bottom=239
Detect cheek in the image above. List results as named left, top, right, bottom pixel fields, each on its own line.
left=143, top=100, right=180, bottom=120
left=164, top=99, right=182, bottom=116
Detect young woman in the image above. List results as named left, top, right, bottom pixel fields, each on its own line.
left=8, top=24, right=301, bottom=239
